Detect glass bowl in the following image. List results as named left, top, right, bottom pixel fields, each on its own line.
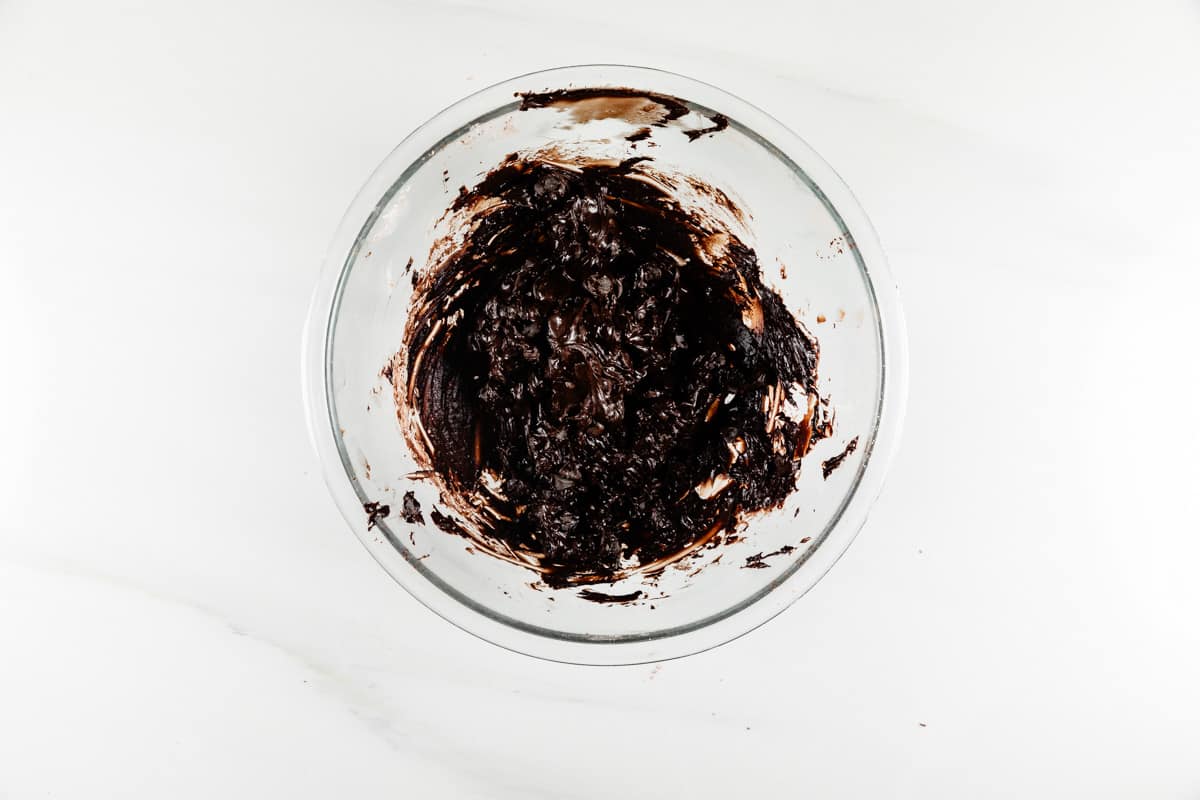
left=302, top=65, right=907, bottom=665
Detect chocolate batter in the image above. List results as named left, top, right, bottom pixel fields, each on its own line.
left=395, top=148, right=827, bottom=585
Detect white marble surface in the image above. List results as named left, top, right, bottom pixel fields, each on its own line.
left=3, top=0, right=1199, bottom=796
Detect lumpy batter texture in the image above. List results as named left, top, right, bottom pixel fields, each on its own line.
left=396, top=152, right=825, bottom=585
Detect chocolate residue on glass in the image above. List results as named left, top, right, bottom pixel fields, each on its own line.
left=363, top=501, right=390, bottom=530
left=390, top=146, right=829, bottom=587
left=401, top=491, right=424, bottom=524
left=821, top=436, right=859, bottom=479
left=519, top=88, right=728, bottom=143
left=578, top=589, right=644, bottom=604
left=429, top=507, right=467, bottom=538
left=683, top=112, right=729, bottom=141
left=742, top=545, right=796, bottom=569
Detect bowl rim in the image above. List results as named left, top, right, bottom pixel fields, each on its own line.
left=302, top=63, right=908, bottom=665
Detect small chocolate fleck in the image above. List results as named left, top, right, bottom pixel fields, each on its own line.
left=401, top=491, right=424, bottom=524
left=363, top=501, right=390, bottom=530
left=821, top=436, right=859, bottom=479
left=578, top=589, right=643, bottom=604
left=626, top=127, right=653, bottom=142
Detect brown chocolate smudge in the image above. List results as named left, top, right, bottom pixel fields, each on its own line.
left=387, top=147, right=828, bottom=587
left=683, top=112, right=729, bottom=141
left=401, top=491, right=424, bottom=525
left=821, top=436, right=859, bottom=479
left=518, top=87, right=689, bottom=127
left=742, top=545, right=796, bottom=569
left=578, top=589, right=644, bottom=604
left=363, top=501, right=390, bottom=530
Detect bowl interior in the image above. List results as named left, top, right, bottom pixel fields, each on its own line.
left=316, top=66, right=894, bottom=662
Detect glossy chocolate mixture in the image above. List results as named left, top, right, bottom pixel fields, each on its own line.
left=396, top=149, right=826, bottom=585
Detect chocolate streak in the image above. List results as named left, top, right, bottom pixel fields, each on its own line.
left=401, top=491, right=424, bottom=524
left=577, top=589, right=644, bottom=604
left=683, top=112, right=729, bottom=141
left=821, top=436, right=859, bottom=479
left=518, top=88, right=689, bottom=126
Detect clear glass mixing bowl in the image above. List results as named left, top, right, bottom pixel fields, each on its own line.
left=303, top=65, right=907, bottom=664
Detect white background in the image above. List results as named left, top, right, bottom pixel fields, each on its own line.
left=3, top=0, right=1199, bottom=797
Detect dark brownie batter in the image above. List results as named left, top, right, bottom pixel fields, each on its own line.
left=396, top=150, right=825, bottom=585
